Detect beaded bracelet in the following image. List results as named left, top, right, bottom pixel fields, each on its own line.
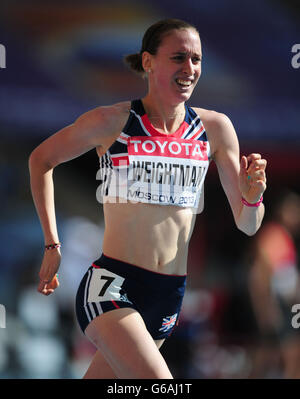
left=45, top=242, right=61, bottom=250
left=241, top=196, right=263, bottom=207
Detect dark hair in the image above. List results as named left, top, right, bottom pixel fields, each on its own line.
left=124, top=18, right=199, bottom=75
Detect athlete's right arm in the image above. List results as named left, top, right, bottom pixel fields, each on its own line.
left=28, top=103, right=129, bottom=295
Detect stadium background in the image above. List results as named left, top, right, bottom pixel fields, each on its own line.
left=0, top=0, right=299, bottom=378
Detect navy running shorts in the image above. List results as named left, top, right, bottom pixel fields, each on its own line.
left=75, top=253, right=186, bottom=340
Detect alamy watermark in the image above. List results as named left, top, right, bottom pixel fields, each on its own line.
left=291, top=304, right=300, bottom=329
left=0, top=44, right=6, bottom=69
left=0, top=304, right=6, bottom=328
left=291, top=44, right=300, bottom=69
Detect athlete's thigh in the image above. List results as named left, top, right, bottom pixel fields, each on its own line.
left=155, top=338, right=166, bottom=349
left=85, top=308, right=173, bottom=379
left=83, top=349, right=116, bottom=379
left=83, top=337, right=166, bottom=379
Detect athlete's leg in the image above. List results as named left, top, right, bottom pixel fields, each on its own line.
left=83, top=337, right=166, bottom=379
left=83, top=350, right=116, bottom=379
left=84, top=307, right=173, bottom=379
left=280, top=336, right=300, bottom=378
left=155, top=338, right=166, bottom=350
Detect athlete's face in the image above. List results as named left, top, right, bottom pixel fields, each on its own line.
left=146, top=29, right=202, bottom=103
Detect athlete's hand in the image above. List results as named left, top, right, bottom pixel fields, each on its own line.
left=239, top=153, right=267, bottom=203
left=37, top=249, right=61, bottom=296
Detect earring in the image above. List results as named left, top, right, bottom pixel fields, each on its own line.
left=148, top=68, right=152, bottom=73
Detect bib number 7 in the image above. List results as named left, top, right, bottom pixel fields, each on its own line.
left=99, top=275, right=115, bottom=296
left=87, top=268, right=125, bottom=303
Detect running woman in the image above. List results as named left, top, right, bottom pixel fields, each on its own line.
left=29, top=19, right=267, bottom=379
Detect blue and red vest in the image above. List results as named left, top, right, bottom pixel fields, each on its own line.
left=96, top=99, right=211, bottom=211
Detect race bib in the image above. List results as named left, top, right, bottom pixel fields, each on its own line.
left=87, top=268, right=125, bottom=303
left=126, top=136, right=209, bottom=207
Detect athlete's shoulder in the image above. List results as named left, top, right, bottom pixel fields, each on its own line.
left=86, top=100, right=131, bottom=125
left=191, top=107, right=238, bottom=157
left=191, top=107, right=232, bottom=131
left=100, top=100, right=132, bottom=116
left=75, top=100, right=131, bottom=136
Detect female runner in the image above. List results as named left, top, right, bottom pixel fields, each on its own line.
left=29, top=18, right=267, bottom=379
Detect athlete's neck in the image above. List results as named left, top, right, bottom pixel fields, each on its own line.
left=141, top=95, right=185, bottom=135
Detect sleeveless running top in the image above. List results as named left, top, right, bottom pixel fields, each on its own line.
left=96, top=99, right=211, bottom=211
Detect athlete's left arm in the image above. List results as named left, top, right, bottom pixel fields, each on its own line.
left=204, top=111, right=267, bottom=236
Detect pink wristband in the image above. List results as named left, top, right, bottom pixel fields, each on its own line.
left=241, top=196, right=263, bottom=207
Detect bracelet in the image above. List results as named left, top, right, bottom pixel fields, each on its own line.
left=45, top=242, right=61, bottom=250
left=241, top=196, right=263, bottom=207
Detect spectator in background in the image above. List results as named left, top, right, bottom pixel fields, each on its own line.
left=248, top=189, right=300, bottom=378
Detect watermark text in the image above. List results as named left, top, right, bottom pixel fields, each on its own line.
left=291, top=44, right=300, bottom=69
left=291, top=304, right=300, bottom=328
left=0, top=304, right=6, bottom=328
left=0, top=44, right=6, bottom=69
